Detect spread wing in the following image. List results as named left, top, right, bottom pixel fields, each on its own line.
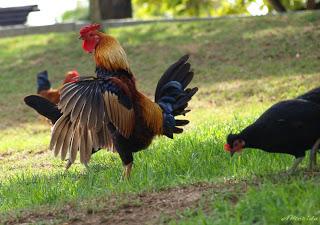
left=50, top=77, right=135, bottom=164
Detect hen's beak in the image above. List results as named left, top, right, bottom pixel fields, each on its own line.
left=230, top=151, right=235, bottom=157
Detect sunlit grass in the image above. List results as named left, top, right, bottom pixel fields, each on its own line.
left=0, top=114, right=295, bottom=212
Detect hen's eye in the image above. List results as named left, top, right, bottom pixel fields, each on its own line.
left=233, top=142, right=238, bottom=147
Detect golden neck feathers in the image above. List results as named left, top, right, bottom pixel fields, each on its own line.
left=94, top=33, right=130, bottom=72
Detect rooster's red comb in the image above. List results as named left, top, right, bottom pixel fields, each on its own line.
left=79, top=24, right=101, bottom=36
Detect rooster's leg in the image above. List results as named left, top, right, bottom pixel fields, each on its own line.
left=309, top=138, right=320, bottom=170
left=123, top=162, right=133, bottom=179
left=117, top=148, right=133, bottom=179
left=287, top=157, right=304, bottom=174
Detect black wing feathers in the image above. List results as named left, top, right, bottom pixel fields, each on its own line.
left=24, top=95, right=62, bottom=124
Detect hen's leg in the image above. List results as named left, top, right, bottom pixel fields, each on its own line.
left=65, top=159, right=72, bottom=171
left=92, top=148, right=101, bottom=154
left=309, top=138, right=320, bottom=170
left=84, top=163, right=90, bottom=170
left=287, top=157, right=304, bottom=174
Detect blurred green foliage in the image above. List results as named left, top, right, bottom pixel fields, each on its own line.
left=61, top=0, right=317, bottom=21
left=62, top=3, right=89, bottom=22
left=264, top=0, right=308, bottom=12
left=278, top=0, right=306, bottom=10
left=132, top=0, right=318, bottom=18
left=62, top=7, right=89, bottom=22
left=132, top=0, right=251, bottom=18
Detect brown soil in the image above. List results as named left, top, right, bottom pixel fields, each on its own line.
left=2, top=180, right=249, bottom=225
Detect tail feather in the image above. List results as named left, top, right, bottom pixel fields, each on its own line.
left=173, top=87, right=198, bottom=115
left=158, top=81, right=182, bottom=100
left=37, top=70, right=51, bottom=93
left=180, top=71, right=194, bottom=90
left=155, top=55, right=192, bottom=101
left=24, top=95, right=62, bottom=124
left=171, top=62, right=191, bottom=83
left=155, top=55, right=198, bottom=138
left=173, top=127, right=183, bottom=133
left=175, top=120, right=189, bottom=126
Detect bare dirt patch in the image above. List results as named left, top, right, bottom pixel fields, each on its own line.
left=2, top=180, right=249, bottom=225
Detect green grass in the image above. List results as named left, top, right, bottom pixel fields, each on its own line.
left=1, top=11, right=320, bottom=224
left=170, top=177, right=320, bottom=225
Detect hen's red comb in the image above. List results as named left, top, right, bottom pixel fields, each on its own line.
left=79, top=24, right=101, bottom=36
left=63, top=70, right=80, bottom=84
left=224, top=143, right=231, bottom=152
left=67, top=70, right=79, bottom=78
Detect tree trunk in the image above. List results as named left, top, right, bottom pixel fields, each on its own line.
left=100, top=0, right=132, bottom=20
left=89, top=0, right=101, bottom=22
left=306, top=0, right=317, bottom=9
left=268, top=0, right=286, bottom=12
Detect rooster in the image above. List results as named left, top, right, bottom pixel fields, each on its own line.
left=50, top=24, right=198, bottom=178
left=24, top=70, right=79, bottom=124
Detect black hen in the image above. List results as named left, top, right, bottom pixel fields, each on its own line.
left=225, top=87, right=320, bottom=173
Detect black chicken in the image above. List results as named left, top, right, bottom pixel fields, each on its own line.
left=225, top=87, right=320, bottom=173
